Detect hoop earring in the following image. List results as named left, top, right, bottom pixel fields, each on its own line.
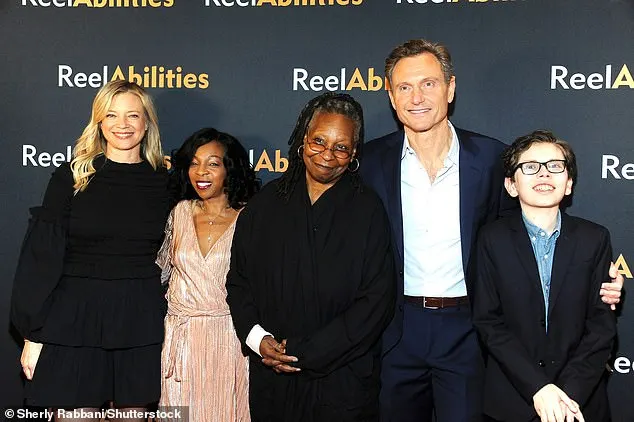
left=297, top=145, right=304, bottom=159
left=348, top=158, right=360, bottom=173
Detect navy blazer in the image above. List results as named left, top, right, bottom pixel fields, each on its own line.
left=472, top=212, right=615, bottom=421
left=361, top=127, right=509, bottom=353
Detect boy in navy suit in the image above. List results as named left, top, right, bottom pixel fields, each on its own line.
left=473, top=130, right=616, bottom=422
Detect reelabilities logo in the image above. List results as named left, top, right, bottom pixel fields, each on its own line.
left=395, top=0, right=518, bottom=4
left=22, top=0, right=173, bottom=7
left=249, top=149, right=288, bottom=173
left=205, top=0, right=361, bottom=6
left=23, top=145, right=72, bottom=167
left=613, top=254, right=631, bottom=279
left=614, top=356, right=634, bottom=374
left=21, top=145, right=288, bottom=172
left=58, top=65, right=209, bottom=89
left=551, top=64, right=634, bottom=90
left=601, top=155, right=634, bottom=180
left=293, top=67, right=388, bottom=92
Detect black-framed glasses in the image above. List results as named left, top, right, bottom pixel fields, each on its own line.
left=306, top=139, right=352, bottom=160
left=515, top=160, right=567, bottom=175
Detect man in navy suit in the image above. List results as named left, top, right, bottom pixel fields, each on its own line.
left=361, top=39, right=623, bottom=422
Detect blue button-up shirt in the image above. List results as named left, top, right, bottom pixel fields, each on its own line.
left=522, top=211, right=561, bottom=332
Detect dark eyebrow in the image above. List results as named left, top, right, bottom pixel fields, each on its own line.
left=193, top=154, right=223, bottom=161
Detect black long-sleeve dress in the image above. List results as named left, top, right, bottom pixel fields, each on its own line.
left=11, top=156, right=170, bottom=408
left=226, top=172, right=396, bottom=422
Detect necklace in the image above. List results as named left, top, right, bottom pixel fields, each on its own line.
left=199, top=201, right=225, bottom=247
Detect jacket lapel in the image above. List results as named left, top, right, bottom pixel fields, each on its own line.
left=548, top=213, right=577, bottom=315
left=458, top=132, right=483, bottom=271
left=509, top=213, right=547, bottom=310
left=381, top=132, right=404, bottom=263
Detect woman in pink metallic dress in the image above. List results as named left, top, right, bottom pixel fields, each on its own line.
left=156, top=128, right=260, bottom=422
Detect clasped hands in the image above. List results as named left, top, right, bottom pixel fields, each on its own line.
left=259, top=335, right=301, bottom=374
left=533, top=384, right=584, bottom=422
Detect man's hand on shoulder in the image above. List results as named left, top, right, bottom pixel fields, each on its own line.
left=600, top=262, right=624, bottom=310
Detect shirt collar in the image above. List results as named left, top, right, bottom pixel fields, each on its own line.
left=401, top=121, right=460, bottom=166
left=522, top=210, right=562, bottom=240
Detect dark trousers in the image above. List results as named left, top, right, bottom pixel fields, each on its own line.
left=380, top=303, right=483, bottom=422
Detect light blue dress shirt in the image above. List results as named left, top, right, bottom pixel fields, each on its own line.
left=522, top=211, right=561, bottom=332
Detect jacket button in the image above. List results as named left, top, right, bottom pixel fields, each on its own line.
left=540, top=319, right=546, bottom=327
left=538, top=360, right=545, bottom=367
left=399, top=270, right=404, bottom=277
left=398, top=305, right=404, bottom=312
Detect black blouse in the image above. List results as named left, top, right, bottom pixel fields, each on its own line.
left=226, top=172, right=396, bottom=420
left=11, top=156, right=171, bottom=344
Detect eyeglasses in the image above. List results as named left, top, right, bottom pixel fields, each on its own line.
left=515, top=160, right=567, bottom=175
left=306, top=139, right=352, bottom=160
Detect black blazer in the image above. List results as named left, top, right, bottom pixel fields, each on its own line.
left=472, top=211, right=616, bottom=421
left=361, top=127, right=510, bottom=353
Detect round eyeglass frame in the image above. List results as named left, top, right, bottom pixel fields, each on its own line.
left=305, top=140, right=352, bottom=160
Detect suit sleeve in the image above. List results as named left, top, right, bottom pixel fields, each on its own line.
left=558, top=228, right=616, bottom=406
left=495, top=145, right=519, bottom=219
left=285, top=203, right=396, bottom=378
left=472, top=228, right=550, bottom=401
left=226, top=205, right=262, bottom=346
left=10, top=164, right=73, bottom=341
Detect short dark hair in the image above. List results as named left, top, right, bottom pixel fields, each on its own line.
left=171, top=127, right=260, bottom=209
left=385, top=39, right=454, bottom=86
left=502, top=130, right=577, bottom=183
left=276, top=92, right=364, bottom=200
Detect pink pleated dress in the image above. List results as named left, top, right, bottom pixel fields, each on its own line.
left=157, top=200, right=250, bottom=422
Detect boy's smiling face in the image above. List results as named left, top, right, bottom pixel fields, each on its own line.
left=504, top=142, right=573, bottom=213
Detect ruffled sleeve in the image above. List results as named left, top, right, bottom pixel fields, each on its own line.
left=156, top=209, right=175, bottom=285
left=10, top=164, right=73, bottom=342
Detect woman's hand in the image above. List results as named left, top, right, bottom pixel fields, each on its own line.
left=260, top=336, right=300, bottom=374
left=21, top=340, right=43, bottom=380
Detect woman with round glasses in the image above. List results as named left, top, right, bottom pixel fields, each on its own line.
left=226, top=92, right=396, bottom=421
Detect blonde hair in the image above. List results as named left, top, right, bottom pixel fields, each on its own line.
left=70, top=80, right=164, bottom=193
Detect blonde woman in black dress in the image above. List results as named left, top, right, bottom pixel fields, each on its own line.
left=11, top=80, right=171, bottom=421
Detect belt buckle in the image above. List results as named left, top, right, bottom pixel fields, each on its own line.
left=423, top=297, right=439, bottom=310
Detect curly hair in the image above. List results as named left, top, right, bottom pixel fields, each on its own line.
left=170, top=128, right=260, bottom=209
left=276, top=92, right=365, bottom=200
